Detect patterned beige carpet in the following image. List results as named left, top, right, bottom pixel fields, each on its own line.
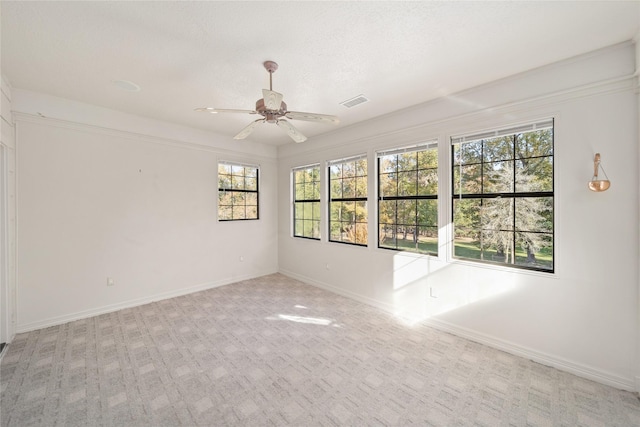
left=1, top=273, right=639, bottom=426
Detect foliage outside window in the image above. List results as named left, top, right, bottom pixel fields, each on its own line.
left=452, top=120, right=554, bottom=272
left=293, top=165, right=321, bottom=239
left=218, top=162, right=259, bottom=221
left=328, top=155, right=368, bottom=246
left=378, top=142, right=438, bottom=254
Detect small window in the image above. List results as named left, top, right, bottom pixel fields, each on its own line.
left=451, top=119, right=554, bottom=272
left=293, top=164, right=321, bottom=239
left=218, top=161, right=259, bottom=221
left=328, top=154, right=368, bottom=246
left=377, top=142, right=438, bottom=255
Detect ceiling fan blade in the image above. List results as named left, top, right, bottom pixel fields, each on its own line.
left=262, top=89, right=284, bottom=110
left=195, top=107, right=257, bottom=114
left=285, top=111, right=339, bottom=124
left=276, top=119, right=307, bottom=143
left=233, top=119, right=265, bottom=140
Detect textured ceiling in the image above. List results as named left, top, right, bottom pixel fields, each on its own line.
left=2, top=1, right=639, bottom=146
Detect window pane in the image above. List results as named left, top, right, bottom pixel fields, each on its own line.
left=246, top=192, right=257, bottom=206
left=483, top=136, right=513, bottom=162
left=417, top=226, right=438, bottom=254
left=330, top=164, right=342, bottom=180
left=417, top=199, right=437, bottom=227
left=515, top=232, right=553, bottom=270
left=418, top=149, right=437, bottom=168
left=246, top=205, right=258, bottom=219
left=453, top=199, right=481, bottom=233
left=454, top=140, right=482, bottom=165
left=379, top=199, right=396, bottom=225
left=379, top=173, right=397, bottom=198
left=417, top=168, right=437, bottom=195
left=330, top=222, right=342, bottom=241
left=397, top=171, right=416, bottom=196
left=516, top=157, right=553, bottom=192
left=245, top=177, right=257, bottom=191
left=232, top=205, right=245, bottom=219
left=398, top=152, right=417, bottom=170
left=397, top=199, right=416, bottom=226
left=480, top=230, right=513, bottom=263
left=218, top=174, right=231, bottom=190
left=231, top=175, right=245, bottom=190
left=355, top=176, right=367, bottom=198
left=483, top=161, right=513, bottom=193
left=342, top=177, right=356, bottom=199
left=354, top=223, right=368, bottom=245
left=295, top=183, right=305, bottom=201
left=453, top=164, right=482, bottom=195
left=379, top=155, right=397, bottom=173
left=219, top=206, right=232, bottom=220
left=379, top=224, right=397, bottom=249
left=330, top=178, right=342, bottom=199
left=516, top=129, right=553, bottom=158
left=515, top=197, right=553, bottom=233
left=482, top=198, right=514, bottom=231
left=355, top=201, right=368, bottom=223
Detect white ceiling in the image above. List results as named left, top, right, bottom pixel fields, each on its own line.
left=2, top=1, right=639, bottom=146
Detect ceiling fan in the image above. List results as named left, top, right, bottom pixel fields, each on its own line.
left=195, top=61, right=339, bottom=143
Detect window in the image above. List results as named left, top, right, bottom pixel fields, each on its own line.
left=293, top=164, right=321, bottom=239
left=451, top=119, right=554, bottom=272
left=377, top=142, right=438, bottom=254
left=328, top=155, right=368, bottom=246
left=218, top=161, right=259, bottom=221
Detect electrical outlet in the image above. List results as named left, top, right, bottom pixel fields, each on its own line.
left=107, top=277, right=114, bottom=286
left=239, top=256, right=244, bottom=262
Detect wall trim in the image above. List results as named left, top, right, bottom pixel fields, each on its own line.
left=12, top=112, right=277, bottom=163
left=16, top=269, right=278, bottom=334
left=279, top=74, right=636, bottom=161
left=280, top=269, right=637, bottom=392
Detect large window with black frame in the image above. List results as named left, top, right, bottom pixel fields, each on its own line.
left=218, top=161, right=259, bottom=221
left=451, top=119, right=554, bottom=272
left=377, top=142, right=438, bottom=255
left=328, top=154, right=368, bottom=246
left=293, top=164, right=321, bottom=239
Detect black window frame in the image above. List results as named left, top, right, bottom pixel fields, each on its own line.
left=451, top=119, right=554, bottom=273
left=328, top=154, right=368, bottom=246
left=217, top=161, right=259, bottom=221
left=293, top=164, right=321, bottom=240
left=377, top=142, right=439, bottom=255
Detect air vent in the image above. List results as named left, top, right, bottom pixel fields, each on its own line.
left=340, top=94, right=369, bottom=108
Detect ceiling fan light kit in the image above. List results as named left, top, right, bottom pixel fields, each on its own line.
left=196, top=60, right=339, bottom=143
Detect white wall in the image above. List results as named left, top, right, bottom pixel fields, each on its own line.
left=1, top=74, right=17, bottom=345
left=278, top=42, right=639, bottom=390
left=14, top=93, right=279, bottom=331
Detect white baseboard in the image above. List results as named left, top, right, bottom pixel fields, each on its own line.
left=279, top=269, right=637, bottom=392
left=16, top=270, right=277, bottom=334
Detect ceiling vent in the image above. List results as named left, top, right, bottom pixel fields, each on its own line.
left=340, top=94, right=369, bottom=108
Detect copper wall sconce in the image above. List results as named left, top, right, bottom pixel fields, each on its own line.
left=588, top=153, right=610, bottom=192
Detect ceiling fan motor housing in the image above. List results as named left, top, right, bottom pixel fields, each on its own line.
left=255, top=98, right=287, bottom=123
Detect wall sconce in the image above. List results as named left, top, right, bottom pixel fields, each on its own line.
left=588, top=153, right=610, bottom=192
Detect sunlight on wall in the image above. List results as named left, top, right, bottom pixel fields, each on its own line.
left=391, top=248, right=518, bottom=326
